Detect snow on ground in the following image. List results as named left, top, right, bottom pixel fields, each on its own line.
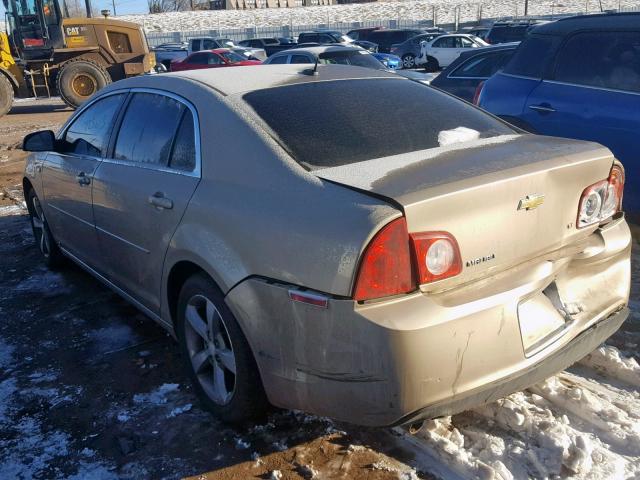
left=118, top=0, right=640, bottom=33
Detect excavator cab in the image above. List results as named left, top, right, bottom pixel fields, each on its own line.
left=3, top=0, right=65, bottom=60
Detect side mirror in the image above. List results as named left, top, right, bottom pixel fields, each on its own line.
left=23, top=130, right=56, bottom=152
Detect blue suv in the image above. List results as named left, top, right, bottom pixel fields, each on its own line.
left=479, top=13, right=640, bottom=216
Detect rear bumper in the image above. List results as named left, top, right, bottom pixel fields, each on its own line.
left=225, top=217, right=631, bottom=426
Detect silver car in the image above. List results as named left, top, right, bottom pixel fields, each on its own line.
left=22, top=65, right=631, bottom=426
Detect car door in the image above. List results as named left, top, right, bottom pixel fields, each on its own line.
left=91, top=91, right=200, bottom=313
left=41, top=92, right=126, bottom=264
left=522, top=30, right=640, bottom=211
left=430, top=36, right=455, bottom=65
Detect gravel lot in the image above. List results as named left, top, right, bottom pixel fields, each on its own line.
left=1, top=98, right=639, bottom=479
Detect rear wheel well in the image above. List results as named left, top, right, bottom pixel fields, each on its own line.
left=167, top=261, right=209, bottom=330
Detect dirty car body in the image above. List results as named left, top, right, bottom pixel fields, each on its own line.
left=22, top=65, right=631, bottom=426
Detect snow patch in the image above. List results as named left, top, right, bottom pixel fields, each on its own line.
left=133, top=383, right=180, bottom=405
left=579, top=345, right=640, bottom=387
left=167, top=403, right=192, bottom=418
left=438, top=127, right=481, bottom=147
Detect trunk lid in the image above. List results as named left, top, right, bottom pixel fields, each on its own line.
left=315, top=134, right=615, bottom=287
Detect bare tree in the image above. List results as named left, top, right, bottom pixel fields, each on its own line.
left=148, top=0, right=191, bottom=12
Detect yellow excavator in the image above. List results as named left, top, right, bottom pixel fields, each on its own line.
left=1, top=0, right=156, bottom=117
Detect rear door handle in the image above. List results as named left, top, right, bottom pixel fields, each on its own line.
left=148, top=192, right=173, bottom=210
left=529, top=103, right=556, bottom=113
left=76, top=172, right=91, bottom=185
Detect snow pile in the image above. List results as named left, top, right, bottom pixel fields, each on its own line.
left=117, top=0, right=639, bottom=33
left=438, top=126, right=480, bottom=147
left=579, top=345, right=640, bottom=387
left=406, top=363, right=640, bottom=479
left=133, top=383, right=180, bottom=405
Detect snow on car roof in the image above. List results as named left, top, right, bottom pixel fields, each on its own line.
left=165, top=64, right=395, bottom=96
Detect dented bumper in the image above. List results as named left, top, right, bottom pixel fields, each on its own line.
left=224, top=217, right=631, bottom=427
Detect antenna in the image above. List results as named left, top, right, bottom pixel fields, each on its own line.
left=302, top=56, right=319, bottom=76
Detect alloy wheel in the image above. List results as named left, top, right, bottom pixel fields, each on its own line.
left=403, top=54, right=416, bottom=69
left=184, top=294, right=237, bottom=406
left=30, top=195, right=51, bottom=258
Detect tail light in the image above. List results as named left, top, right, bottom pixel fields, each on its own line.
left=353, top=218, right=462, bottom=301
left=577, top=164, right=624, bottom=228
left=472, top=81, right=485, bottom=105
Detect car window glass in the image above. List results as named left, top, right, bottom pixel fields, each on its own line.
left=554, top=31, right=640, bottom=93
left=460, top=37, right=474, bottom=47
left=290, top=54, right=312, bottom=64
left=169, top=109, right=196, bottom=172
left=504, top=34, right=559, bottom=78
left=62, top=93, right=125, bottom=157
left=434, top=37, right=454, bottom=48
left=188, top=53, right=208, bottom=65
left=238, top=40, right=249, bottom=47
left=244, top=78, right=514, bottom=170
left=208, top=53, right=223, bottom=64
left=451, top=51, right=511, bottom=78
left=202, top=39, right=216, bottom=49
left=268, top=55, right=288, bottom=64
left=114, top=93, right=185, bottom=166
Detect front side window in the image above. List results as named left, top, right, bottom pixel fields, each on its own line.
left=62, top=93, right=125, bottom=157
left=207, top=53, right=223, bottom=65
left=202, top=39, right=217, bottom=50
left=434, top=37, right=455, bottom=48
left=554, top=31, right=640, bottom=93
left=114, top=93, right=186, bottom=166
left=220, top=51, right=246, bottom=63
left=504, top=34, right=559, bottom=79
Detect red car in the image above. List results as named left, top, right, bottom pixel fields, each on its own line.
left=170, top=48, right=262, bottom=72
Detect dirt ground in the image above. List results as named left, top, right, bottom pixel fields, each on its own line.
left=0, top=98, right=431, bottom=479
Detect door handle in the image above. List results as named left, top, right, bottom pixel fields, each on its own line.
left=148, top=192, right=173, bottom=210
left=529, top=103, right=556, bottom=113
left=76, top=172, right=91, bottom=185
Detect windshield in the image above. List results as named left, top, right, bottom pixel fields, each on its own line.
left=221, top=50, right=248, bottom=63
left=7, top=0, right=38, bottom=15
left=319, top=50, right=382, bottom=69
left=243, top=78, right=514, bottom=170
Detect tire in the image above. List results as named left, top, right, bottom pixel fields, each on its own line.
left=26, top=189, right=65, bottom=269
left=425, top=56, right=440, bottom=73
left=0, top=73, right=14, bottom=117
left=401, top=54, right=416, bottom=69
left=177, top=273, right=269, bottom=424
left=56, top=59, right=111, bottom=109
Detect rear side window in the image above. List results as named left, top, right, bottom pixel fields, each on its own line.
left=107, top=31, right=132, bottom=54
left=487, top=25, right=528, bottom=44
left=434, top=37, right=456, bottom=48
left=268, top=55, right=288, bottom=64
left=62, top=93, right=125, bottom=157
left=319, top=51, right=382, bottom=69
left=188, top=52, right=208, bottom=65
left=554, top=31, right=640, bottom=93
left=503, top=34, right=559, bottom=78
left=290, top=54, right=312, bottom=64
left=169, top=110, right=196, bottom=172
left=244, top=78, right=514, bottom=169
left=114, top=93, right=185, bottom=166
left=450, top=50, right=514, bottom=78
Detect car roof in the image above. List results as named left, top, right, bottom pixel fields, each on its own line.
left=165, top=64, right=396, bottom=96
left=533, top=12, right=640, bottom=34
left=279, top=45, right=362, bottom=55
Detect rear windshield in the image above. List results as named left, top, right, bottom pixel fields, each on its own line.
left=487, top=25, right=529, bottom=43
left=319, top=51, right=382, bottom=69
left=243, top=78, right=514, bottom=170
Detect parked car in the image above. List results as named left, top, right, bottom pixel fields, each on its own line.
left=430, top=42, right=518, bottom=102
left=458, top=26, right=491, bottom=41
left=353, top=40, right=378, bottom=52
left=263, top=45, right=386, bottom=71
left=238, top=37, right=296, bottom=57
left=372, top=52, right=401, bottom=70
left=22, top=64, right=630, bottom=427
left=298, top=31, right=353, bottom=45
left=170, top=49, right=261, bottom=71
left=366, top=29, right=423, bottom=53
left=153, top=42, right=189, bottom=70
left=188, top=37, right=266, bottom=61
left=485, top=19, right=545, bottom=44
left=346, top=26, right=384, bottom=41
left=417, top=34, right=488, bottom=70
left=390, top=31, right=445, bottom=69
left=479, top=13, right=640, bottom=215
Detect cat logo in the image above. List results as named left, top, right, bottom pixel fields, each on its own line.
left=65, top=26, right=86, bottom=36
left=518, top=194, right=545, bottom=211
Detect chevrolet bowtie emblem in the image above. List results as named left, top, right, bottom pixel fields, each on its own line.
left=518, top=194, right=545, bottom=211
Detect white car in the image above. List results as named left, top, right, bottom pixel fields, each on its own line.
left=416, top=34, right=488, bottom=70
